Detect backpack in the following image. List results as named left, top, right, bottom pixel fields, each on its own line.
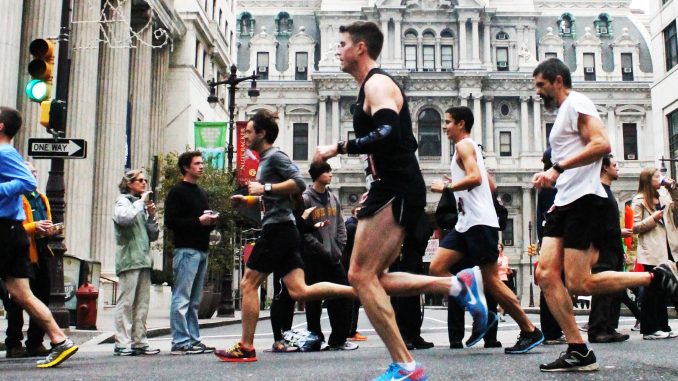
left=282, top=328, right=322, bottom=352
left=494, top=197, right=508, bottom=231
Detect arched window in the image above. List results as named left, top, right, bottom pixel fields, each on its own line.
left=594, top=13, right=612, bottom=36
left=404, top=29, right=418, bottom=39
left=422, top=30, right=436, bottom=38
left=441, top=29, right=454, bottom=38
left=496, top=31, right=509, bottom=40
left=558, top=13, right=575, bottom=37
left=275, top=11, right=293, bottom=36
left=418, top=109, right=441, bottom=157
left=238, top=11, right=254, bottom=36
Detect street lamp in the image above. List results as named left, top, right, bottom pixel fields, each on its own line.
left=659, top=155, right=678, bottom=178
left=207, top=64, right=259, bottom=173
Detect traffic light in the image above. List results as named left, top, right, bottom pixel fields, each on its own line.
left=527, top=243, right=538, bottom=257
left=25, top=38, right=55, bottom=103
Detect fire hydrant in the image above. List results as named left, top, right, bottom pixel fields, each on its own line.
left=75, top=282, right=99, bottom=330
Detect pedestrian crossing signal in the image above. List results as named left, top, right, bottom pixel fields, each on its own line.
left=25, top=38, right=54, bottom=103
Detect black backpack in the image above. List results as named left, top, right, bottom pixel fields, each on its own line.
left=494, top=197, right=508, bottom=231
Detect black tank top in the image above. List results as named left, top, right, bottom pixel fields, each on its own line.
left=352, top=68, right=425, bottom=199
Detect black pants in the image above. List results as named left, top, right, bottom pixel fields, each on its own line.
left=304, top=260, right=351, bottom=347
left=588, top=251, right=626, bottom=336
left=389, top=252, right=427, bottom=341
left=5, top=256, right=51, bottom=350
left=640, top=264, right=672, bottom=334
left=446, top=260, right=498, bottom=344
left=348, top=298, right=360, bottom=337
left=270, top=274, right=295, bottom=342
left=539, top=283, right=564, bottom=340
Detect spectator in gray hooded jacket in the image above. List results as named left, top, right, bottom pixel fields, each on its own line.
left=112, top=169, right=160, bottom=356
left=302, top=162, right=355, bottom=351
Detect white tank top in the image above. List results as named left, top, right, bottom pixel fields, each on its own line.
left=451, top=138, right=499, bottom=233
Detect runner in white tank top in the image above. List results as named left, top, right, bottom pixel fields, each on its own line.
left=450, top=137, right=499, bottom=233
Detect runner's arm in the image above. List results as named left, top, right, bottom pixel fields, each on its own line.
left=557, top=114, right=611, bottom=171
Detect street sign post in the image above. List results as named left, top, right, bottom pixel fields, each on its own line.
left=28, top=138, right=87, bottom=159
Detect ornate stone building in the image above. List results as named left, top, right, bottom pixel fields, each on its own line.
left=234, top=0, right=654, bottom=304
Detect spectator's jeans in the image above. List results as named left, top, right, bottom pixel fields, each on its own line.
left=170, top=248, right=208, bottom=348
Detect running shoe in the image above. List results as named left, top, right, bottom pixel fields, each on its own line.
left=504, top=327, right=544, bottom=354
left=192, top=342, right=215, bottom=353
left=373, top=362, right=428, bottom=381
left=643, top=331, right=671, bottom=340
left=328, top=341, right=359, bottom=351
left=214, top=342, right=257, bottom=362
left=170, top=344, right=204, bottom=355
left=348, top=332, right=368, bottom=341
left=132, top=346, right=161, bottom=355
left=539, top=350, right=599, bottom=372
left=631, top=320, right=641, bottom=331
left=36, top=338, right=78, bottom=368
left=113, top=347, right=136, bottom=356
left=543, top=335, right=567, bottom=345
left=453, top=266, right=490, bottom=347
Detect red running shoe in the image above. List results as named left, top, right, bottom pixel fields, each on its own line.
left=214, top=342, right=257, bottom=363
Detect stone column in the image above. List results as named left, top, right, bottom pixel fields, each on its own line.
left=150, top=46, right=170, bottom=155
left=520, top=96, right=529, bottom=154
left=129, top=11, right=153, bottom=170
left=471, top=18, right=480, bottom=64
left=435, top=38, right=442, bottom=70
left=473, top=94, right=483, bottom=146
left=91, top=0, right=132, bottom=276
left=459, top=93, right=468, bottom=107
left=277, top=104, right=287, bottom=152
left=484, top=96, right=494, bottom=153
left=458, top=18, right=467, bottom=66
left=331, top=95, right=340, bottom=144
left=416, top=37, right=423, bottom=70
left=521, top=186, right=533, bottom=255
left=0, top=0, right=23, bottom=108
left=394, top=18, right=402, bottom=62
left=318, top=96, right=327, bottom=145
left=15, top=0, right=63, bottom=187
left=532, top=96, right=542, bottom=151
left=607, top=106, right=617, bottom=157
left=483, top=20, right=492, bottom=70
left=64, top=0, right=101, bottom=259
left=381, top=20, right=389, bottom=60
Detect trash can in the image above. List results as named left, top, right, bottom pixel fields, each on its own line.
left=63, top=255, right=82, bottom=325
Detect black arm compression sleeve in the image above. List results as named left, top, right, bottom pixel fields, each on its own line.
left=346, top=108, right=401, bottom=155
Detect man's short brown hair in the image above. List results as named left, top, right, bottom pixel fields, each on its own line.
left=0, top=107, right=23, bottom=138
left=339, top=21, right=383, bottom=60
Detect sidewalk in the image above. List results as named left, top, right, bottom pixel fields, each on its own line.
left=0, top=306, right=272, bottom=349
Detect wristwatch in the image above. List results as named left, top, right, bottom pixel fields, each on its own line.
left=264, top=183, right=272, bottom=196
left=552, top=161, right=565, bottom=174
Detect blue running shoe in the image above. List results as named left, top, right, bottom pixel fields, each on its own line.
left=453, top=266, right=490, bottom=347
left=373, top=363, right=428, bottom=381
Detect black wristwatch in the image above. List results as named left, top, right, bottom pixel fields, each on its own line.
left=552, top=161, right=565, bottom=174
left=337, top=140, right=347, bottom=155
left=264, top=183, right=272, bottom=196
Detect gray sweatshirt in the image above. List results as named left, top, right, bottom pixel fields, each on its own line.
left=257, top=147, right=306, bottom=225
left=302, top=185, right=347, bottom=264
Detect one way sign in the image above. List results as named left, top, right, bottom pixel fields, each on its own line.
left=28, top=138, right=87, bottom=159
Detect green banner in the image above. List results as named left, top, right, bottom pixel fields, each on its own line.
left=194, top=121, right=227, bottom=169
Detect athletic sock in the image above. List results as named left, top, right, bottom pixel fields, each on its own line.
left=397, top=361, right=416, bottom=372
left=567, top=343, right=588, bottom=354
left=449, top=277, right=463, bottom=296
left=51, top=339, right=66, bottom=347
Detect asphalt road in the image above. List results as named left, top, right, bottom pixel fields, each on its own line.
left=2, top=310, right=678, bottom=380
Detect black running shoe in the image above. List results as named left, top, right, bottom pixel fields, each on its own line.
left=539, top=350, right=599, bottom=372
left=652, top=261, right=678, bottom=299
left=504, top=327, right=544, bottom=354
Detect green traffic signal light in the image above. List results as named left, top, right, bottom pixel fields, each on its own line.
left=25, top=79, right=50, bottom=102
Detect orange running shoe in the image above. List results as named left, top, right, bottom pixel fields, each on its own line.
left=348, top=332, right=367, bottom=341
left=214, top=342, right=257, bottom=363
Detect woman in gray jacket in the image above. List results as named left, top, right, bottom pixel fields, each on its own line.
left=112, top=169, right=160, bottom=355
left=632, top=167, right=678, bottom=340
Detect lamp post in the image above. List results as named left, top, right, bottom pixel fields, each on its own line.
left=206, top=64, right=258, bottom=317
left=527, top=221, right=535, bottom=308
left=659, top=155, right=678, bottom=179
left=207, top=64, right=259, bottom=173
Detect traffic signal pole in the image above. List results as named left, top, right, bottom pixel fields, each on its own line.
left=44, top=0, right=72, bottom=328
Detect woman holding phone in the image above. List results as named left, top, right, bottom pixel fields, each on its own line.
left=632, top=167, right=678, bottom=340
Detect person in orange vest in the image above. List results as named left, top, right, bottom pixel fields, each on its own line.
left=5, top=161, right=60, bottom=358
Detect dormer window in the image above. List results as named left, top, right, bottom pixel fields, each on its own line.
left=496, top=31, right=509, bottom=40
left=594, top=13, right=613, bottom=37
left=237, top=11, right=254, bottom=37
left=558, top=13, right=576, bottom=38
left=275, top=11, right=293, bottom=37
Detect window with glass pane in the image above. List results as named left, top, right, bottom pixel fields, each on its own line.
left=296, top=52, right=308, bottom=80
left=664, top=21, right=678, bottom=71
left=545, top=52, right=557, bottom=59
left=502, top=218, right=514, bottom=246
left=669, top=111, right=678, bottom=177
left=622, top=123, right=638, bottom=160
left=621, top=53, right=633, bottom=81
left=423, top=45, right=435, bottom=71
left=293, top=123, right=308, bottom=160
left=584, top=53, right=596, bottom=81
left=441, top=45, right=453, bottom=70
left=418, top=109, right=441, bottom=157
left=499, top=131, right=511, bottom=156
left=496, top=47, right=508, bottom=71
left=405, top=45, right=417, bottom=70
left=257, top=52, right=269, bottom=80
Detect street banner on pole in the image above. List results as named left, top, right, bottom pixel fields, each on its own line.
left=194, top=121, right=227, bottom=169
left=236, top=121, right=259, bottom=186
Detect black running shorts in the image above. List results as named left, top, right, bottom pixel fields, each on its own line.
left=246, top=221, right=304, bottom=278
left=357, top=186, right=425, bottom=235
left=0, top=219, right=32, bottom=280
left=439, top=225, right=500, bottom=266
left=543, top=194, right=607, bottom=251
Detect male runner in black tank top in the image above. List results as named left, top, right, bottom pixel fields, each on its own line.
left=314, top=21, right=491, bottom=381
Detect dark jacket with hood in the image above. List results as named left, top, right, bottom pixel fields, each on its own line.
left=302, top=185, right=346, bottom=264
